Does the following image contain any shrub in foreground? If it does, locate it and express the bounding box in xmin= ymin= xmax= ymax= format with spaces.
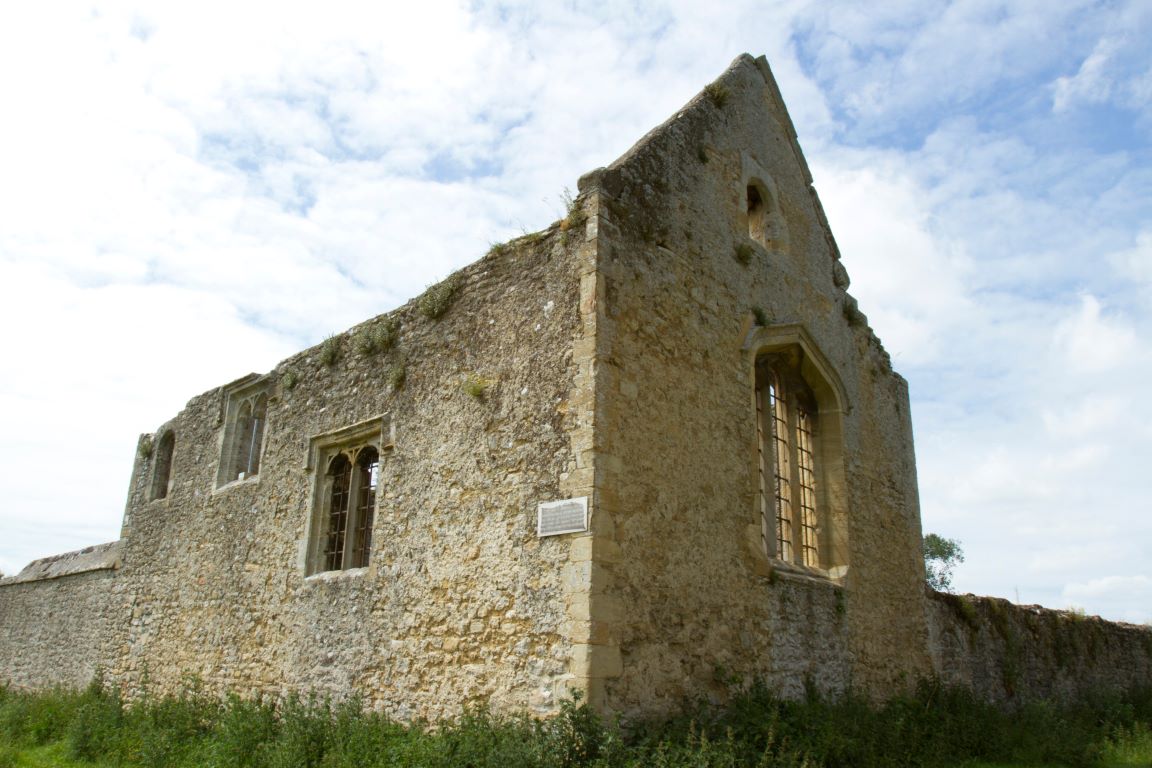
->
xmin=0 ymin=678 xmax=1150 ymax=767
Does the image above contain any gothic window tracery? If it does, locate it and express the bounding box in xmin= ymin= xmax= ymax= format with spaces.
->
xmin=322 ymin=445 xmax=379 ymax=571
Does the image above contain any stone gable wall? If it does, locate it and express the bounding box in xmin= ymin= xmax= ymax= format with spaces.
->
xmin=576 ymin=54 xmax=931 ymax=717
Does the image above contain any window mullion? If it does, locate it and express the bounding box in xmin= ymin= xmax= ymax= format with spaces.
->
xmin=756 ymin=384 xmax=774 ymax=558
xmin=784 ymin=386 xmax=805 ymax=565
xmin=346 ymin=465 xmax=361 ymax=570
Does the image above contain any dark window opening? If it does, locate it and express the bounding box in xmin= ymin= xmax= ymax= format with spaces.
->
xmin=229 ymin=393 xmax=267 ymax=482
xmin=350 ymin=447 xmax=379 ymax=568
xmin=151 ymin=431 xmax=175 ymax=501
xmin=747 ymin=184 xmax=766 ymax=242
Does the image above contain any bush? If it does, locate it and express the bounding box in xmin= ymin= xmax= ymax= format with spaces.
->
xmin=2 ymin=677 xmax=1151 ymax=767
xmin=67 ymin=677 xmax=126 ymax=761
xmin=418 ymin=274 xmax=461 ymax=320
xmin=0 ymin=684 xmax=77 ymax=747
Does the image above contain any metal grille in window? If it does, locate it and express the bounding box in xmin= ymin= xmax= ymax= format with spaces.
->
xmin=350 ymin=447 xmax=379 ymax=568
xmin=324 ymin=455 xmax=352 ymax=571
xmin=796 ymin=407 xmax=819 ymax=567
xmin=768 ymin=377 xmax=795 ymax=562
xmin=756 ymin=357 xmax=822 ymax=569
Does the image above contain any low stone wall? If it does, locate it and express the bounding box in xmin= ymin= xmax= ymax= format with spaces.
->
xmin=0 ymin=542 xmax=124 ymax=690
xmin=928 ymin=591 xmax=1152 ymax=703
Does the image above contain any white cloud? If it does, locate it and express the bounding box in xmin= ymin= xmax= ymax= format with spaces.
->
xmin=811 ymin=155 xmax=972 ymax=365
xmin=1063 ymin=576 xmax=1152 ymax=624
xmin=1051 ymin=294 xmax=1138 ymax=373
xmin=1052 ymin=37 xmax=1119 ymax=113
xmin=1111 ymin=229 xmax=1152 ymax=288
xmin=1049 ymin=2 xmax=1152 ymax=118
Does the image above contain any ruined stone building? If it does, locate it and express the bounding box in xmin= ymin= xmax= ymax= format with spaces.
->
xmin=2 ymin=54 xmax=1150 ymax=720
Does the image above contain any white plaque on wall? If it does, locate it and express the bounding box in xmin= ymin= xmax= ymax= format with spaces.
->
xmin=537 ymin=497 xmax=589 ymax=537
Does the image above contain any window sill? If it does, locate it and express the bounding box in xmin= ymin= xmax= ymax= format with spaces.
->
xmin=766 ymin=559 xmax=847 ymax=587
xmin=303 ymin=566 xmax=368 ymax=583
xmin=212 ymin=474 xmax=261 ymax=495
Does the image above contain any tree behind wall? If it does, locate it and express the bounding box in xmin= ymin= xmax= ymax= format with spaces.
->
xmin=924 ymin=534 xmax=964 ymax=592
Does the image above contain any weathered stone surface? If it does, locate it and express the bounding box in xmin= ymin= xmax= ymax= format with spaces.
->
xmin=928 ymin=592 xmax=1152 ymax=703
xmin=1 ymin=53 xmax=1149 ymax=719
xmin=1 ymin=542 xmax=120 ymax=584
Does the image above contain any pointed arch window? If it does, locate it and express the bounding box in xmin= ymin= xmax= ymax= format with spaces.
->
xmin=756 ymin=359 xmax=820 ymax=566
xmin=231 ymin=394 xmax=267 ymax=481
xmin=307 ymin=417 xmax=389 ymax=575
xmin=746 ymin=325 xmax=849 ymax=578
xmin=742 ymin=168 xmax=789 ymax=252
xmin=217 ymin=377 xmax=271 ymax=488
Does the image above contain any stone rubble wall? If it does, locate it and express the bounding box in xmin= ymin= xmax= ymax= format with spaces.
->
xmin=928 ymin=591 xmax=1152 ymax=703
xmin=0 ymin=544 xmax=126 ymax=691
xmin=0 ymin=227 xmax=597 ymax=720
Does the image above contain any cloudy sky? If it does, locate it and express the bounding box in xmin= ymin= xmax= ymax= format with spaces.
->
xmin=0 ymin=1 xmax=1148 ymax=623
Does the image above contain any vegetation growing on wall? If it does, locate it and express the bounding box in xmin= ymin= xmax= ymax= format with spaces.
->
xmin=703 ymin=82 xmax=730 ymax=108
xmin=318 ymin=335 xmax=341 ymax=367
xmin=355 ymin=318 xmax=399 ymax=357
xmin=734 ymin=243 xmax=754 ymax=265
xmin=418 ymin=274 xmax=461 ymax=320
xmin=279 ymin=370 xmax=298 ymax=391
xmin=462 ymin=374 xmax=493 ymax=400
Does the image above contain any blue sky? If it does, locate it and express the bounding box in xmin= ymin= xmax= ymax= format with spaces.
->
xmin=0 ymin=0 xmax=1149 ymax=623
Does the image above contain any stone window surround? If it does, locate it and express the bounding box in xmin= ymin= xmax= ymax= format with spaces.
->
xmin=738 ymin=152 xmax=789 ymax=253
xmin=215 ymin=375 xmax=272 ymax=490
xmin=149 ymin=429 xmax=176 ymax=502
xmin=743 ymin=323 xmax=850 ymax=582
xmin=302 ymin=415 xmax=394 ymax=577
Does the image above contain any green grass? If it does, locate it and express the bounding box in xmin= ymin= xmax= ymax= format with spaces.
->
xmin=1 ymin=679 xmax=1150 ymax=767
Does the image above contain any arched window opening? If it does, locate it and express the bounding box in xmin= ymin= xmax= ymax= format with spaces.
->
xmin=350 ymin=447 xmax=380 ymax=568
xmin=324 ymin=454 xmax=353 ymax=571
xmin=227 ymin=395 xmax=267 ymax=483
xmin=230 ymin=402 xmax=253 ymax=481
xmin=216 ymin=377 xmax=272 ymax=489
xmin=747 ymin=184 xmax=766 ymax=242
xmin=317 ymin=441 xmax=382 ymax=574
xmin=746 ymin=327 xmax=847 ymax=575
xmin=247 ymin=394 xmax=267 ymax=478
xmin=151 ymin=431 xmax=175 ymax=501
xmin=743 ymin=176 xmax=789 ymax=252
xmin=754 ymin=343 xmax=837 ymax=572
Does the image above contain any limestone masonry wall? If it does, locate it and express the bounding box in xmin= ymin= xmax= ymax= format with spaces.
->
xmin=928 ymin=592 xmax=1152 ymax=703
xmin=578 ymin=52 xmax=929 ymax=718
xmin=1 ymin=53 xmax=1149 ymax=719
xmin=0 ymin=543 xmax=124 ymax=691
